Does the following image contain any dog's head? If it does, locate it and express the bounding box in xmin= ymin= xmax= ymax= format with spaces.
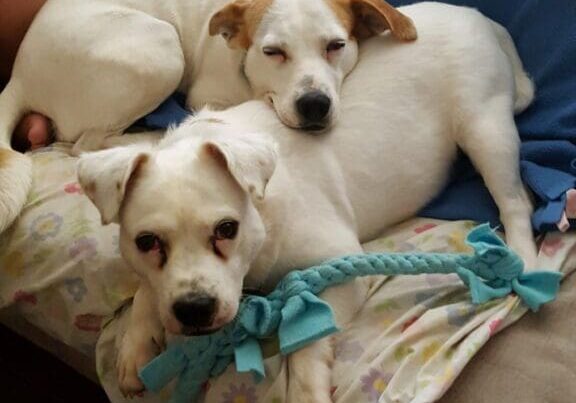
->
xmin=210 ymin=0 xmax=416 ymax=131
xmin=77 ymin=121 xmax=277 ymax=335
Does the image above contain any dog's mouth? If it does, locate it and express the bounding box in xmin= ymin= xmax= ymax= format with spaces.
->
xmin=182 ymin=326 xmax=223 ymax=337
xmin=298 ymin=123 xmax=330 ymax=135
xmin=300 ymin=123 xmax=329 ymax=133
xmin=179 ymin=289 xmax=265 ymax=336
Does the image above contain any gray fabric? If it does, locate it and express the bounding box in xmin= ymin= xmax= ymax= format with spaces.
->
xmin=441 ymin=271 xmax=576 ymax=403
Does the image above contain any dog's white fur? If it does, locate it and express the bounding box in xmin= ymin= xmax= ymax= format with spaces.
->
xmin=0 ymin=0 xmax=415 ymax=233
xmin=78 ymin=3 xmax=536 ymax=400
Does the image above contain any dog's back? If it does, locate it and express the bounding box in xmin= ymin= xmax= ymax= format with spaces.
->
xmin=204 ymin=3 xmax=535 ymax=262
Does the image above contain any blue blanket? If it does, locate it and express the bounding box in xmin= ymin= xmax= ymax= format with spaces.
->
xmin=407 ymin=0 xmax=576 ymax=232
xmin=135 ymin=0 xmax=576 ymax=233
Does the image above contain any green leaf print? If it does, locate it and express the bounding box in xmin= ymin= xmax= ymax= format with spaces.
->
xmin=69 ymin=218 xmax=93 ymax=238
xmin=374 ymin=299 xmax=401 ymax=312
xmin=394 ymin=345 xmax=415 ymax=361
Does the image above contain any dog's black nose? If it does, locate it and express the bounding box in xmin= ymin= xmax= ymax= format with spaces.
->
xmin=296 ymin=91 xmax=331 ymax=128
xmin=172 ymin=293 xmax=216 ymax=328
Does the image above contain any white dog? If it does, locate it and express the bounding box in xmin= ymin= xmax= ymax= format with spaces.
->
xmin=0 ymin=0 xmax=416 ymax=233
xmin=78 ymin=3 xmax=536 ymax=401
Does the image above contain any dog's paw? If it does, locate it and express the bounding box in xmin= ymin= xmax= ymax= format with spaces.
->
xmin=116 ymin=332 xmax=163 ymax=398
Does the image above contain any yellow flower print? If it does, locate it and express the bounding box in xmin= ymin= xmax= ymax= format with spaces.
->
xmin=447 ymin=231 xmax=471 ymax=253
xmin=2 ymin=251 xmax=25 ymax=278
xmin=421 ymin=341 xmax=441 ymax=361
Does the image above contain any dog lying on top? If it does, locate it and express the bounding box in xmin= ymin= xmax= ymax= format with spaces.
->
xmin=0 ymin=0 xmax=416 ymax=233
xmin=78 ymin=3 xmax=536 ymax=402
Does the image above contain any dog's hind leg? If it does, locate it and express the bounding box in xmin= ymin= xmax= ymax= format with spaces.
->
xmin=14 ymin=5 xmax=185 ymax=148
xmin=457 ymin=98 xmax=537 ymax=268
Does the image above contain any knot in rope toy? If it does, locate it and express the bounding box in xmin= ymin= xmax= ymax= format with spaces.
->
xmin=139 ymin=225 xmax=562 ymax=403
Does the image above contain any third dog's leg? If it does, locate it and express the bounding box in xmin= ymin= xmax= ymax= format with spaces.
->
xmin=458 ymin=99 xmax=537 ymax=267
xmin=117 ymin=282 xmax=164 ymax=397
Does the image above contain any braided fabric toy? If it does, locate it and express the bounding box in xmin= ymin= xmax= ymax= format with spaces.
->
xmin=139 ymin=225 xmax=562 ymax=403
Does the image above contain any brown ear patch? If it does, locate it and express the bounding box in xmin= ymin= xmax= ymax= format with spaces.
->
xmin=209 ymin=0 xmax=273 ymax=49
xmin=327 ymin=0 xmax=417 ymax=41
xmin=326 ymin=0 xmax=355 ymax=34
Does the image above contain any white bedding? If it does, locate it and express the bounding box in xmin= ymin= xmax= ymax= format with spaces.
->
xmin=0 ymin=143 xmax=573 ymax=403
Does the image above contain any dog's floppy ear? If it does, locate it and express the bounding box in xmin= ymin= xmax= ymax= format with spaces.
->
xmin=348 ymin=0 xmax=417 ymax=41
xmin=203 ymin=133 xmax=277 ymax=202
xmin=209 ymin=0 xmax=271 ymax=49
xmin=77 ymin=145 xmax=150 ymax=225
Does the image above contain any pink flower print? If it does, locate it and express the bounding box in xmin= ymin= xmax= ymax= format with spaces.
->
xmin=221 ymin=383 xmax=258 ymax=403
xmin=64 ymin=182 xmax=83 ymax=194
xmin=401 ymin=315 xmax=420 ymax=332
xmin=361 ymin=369 xmax=392 ymax=402
xmin=74 ymin=314 xmax=103 ymax=332
xmin=414 ymin=223 xmax=437 ymax=234
xmin=541 ymin=236 xmax=565 ymax=257
xmin=13 ymin=290 xmax=37 ymax=305
xmin=69 ymin=237 xmax=98 ymax=261
xmin=488 ymin=319 xmax=502 ymax=336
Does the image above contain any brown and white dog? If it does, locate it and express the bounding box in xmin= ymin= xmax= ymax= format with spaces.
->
xmin=78 ymin=3 xmax=536 ymax=400
xmin=0 ymin=0 xmax=416 ymax=233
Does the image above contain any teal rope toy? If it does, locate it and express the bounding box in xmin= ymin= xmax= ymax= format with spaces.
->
xmin=139 ymin=225 xmax=562 ymax=403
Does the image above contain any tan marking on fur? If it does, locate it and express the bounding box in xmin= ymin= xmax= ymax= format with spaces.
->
xmin=325 ymin=0 xmax=355 ymax=34
xmin=326 ymin=0 xmax=417 ymax=41
xmin=0 ymin=149 xmax=14 ymax=168
xmin=209 ymin=0 xmax=273 ymax=49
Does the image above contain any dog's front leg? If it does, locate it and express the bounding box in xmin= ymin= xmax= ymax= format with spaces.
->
xmin=117 ymin=282 xmax=165 ymax=398
xmin=286 ymin=278 xmax=369 ymax=403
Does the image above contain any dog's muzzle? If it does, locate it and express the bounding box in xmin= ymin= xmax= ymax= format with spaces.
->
xmin=296 ymin=90 xmax=331 ymax=131
xmin=172 ymin=292 xmax=216 ymax=330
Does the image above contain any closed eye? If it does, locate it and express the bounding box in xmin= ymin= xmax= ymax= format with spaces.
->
xmin=263 ymin=46 xmax=287 ymax=63
xmin=326 ymin=39 xmax=346 ymax=54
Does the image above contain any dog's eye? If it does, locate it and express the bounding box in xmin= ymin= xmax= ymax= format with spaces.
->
xmin=135 ymin=233 xmax=160 ymax=252
xmin=326 ymin=40 xmax=346 ymax=53
xmin=263 ymin=47 xmax=287 ymax=62
xmin=214 ymin=220 xmax=239 ymax=240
